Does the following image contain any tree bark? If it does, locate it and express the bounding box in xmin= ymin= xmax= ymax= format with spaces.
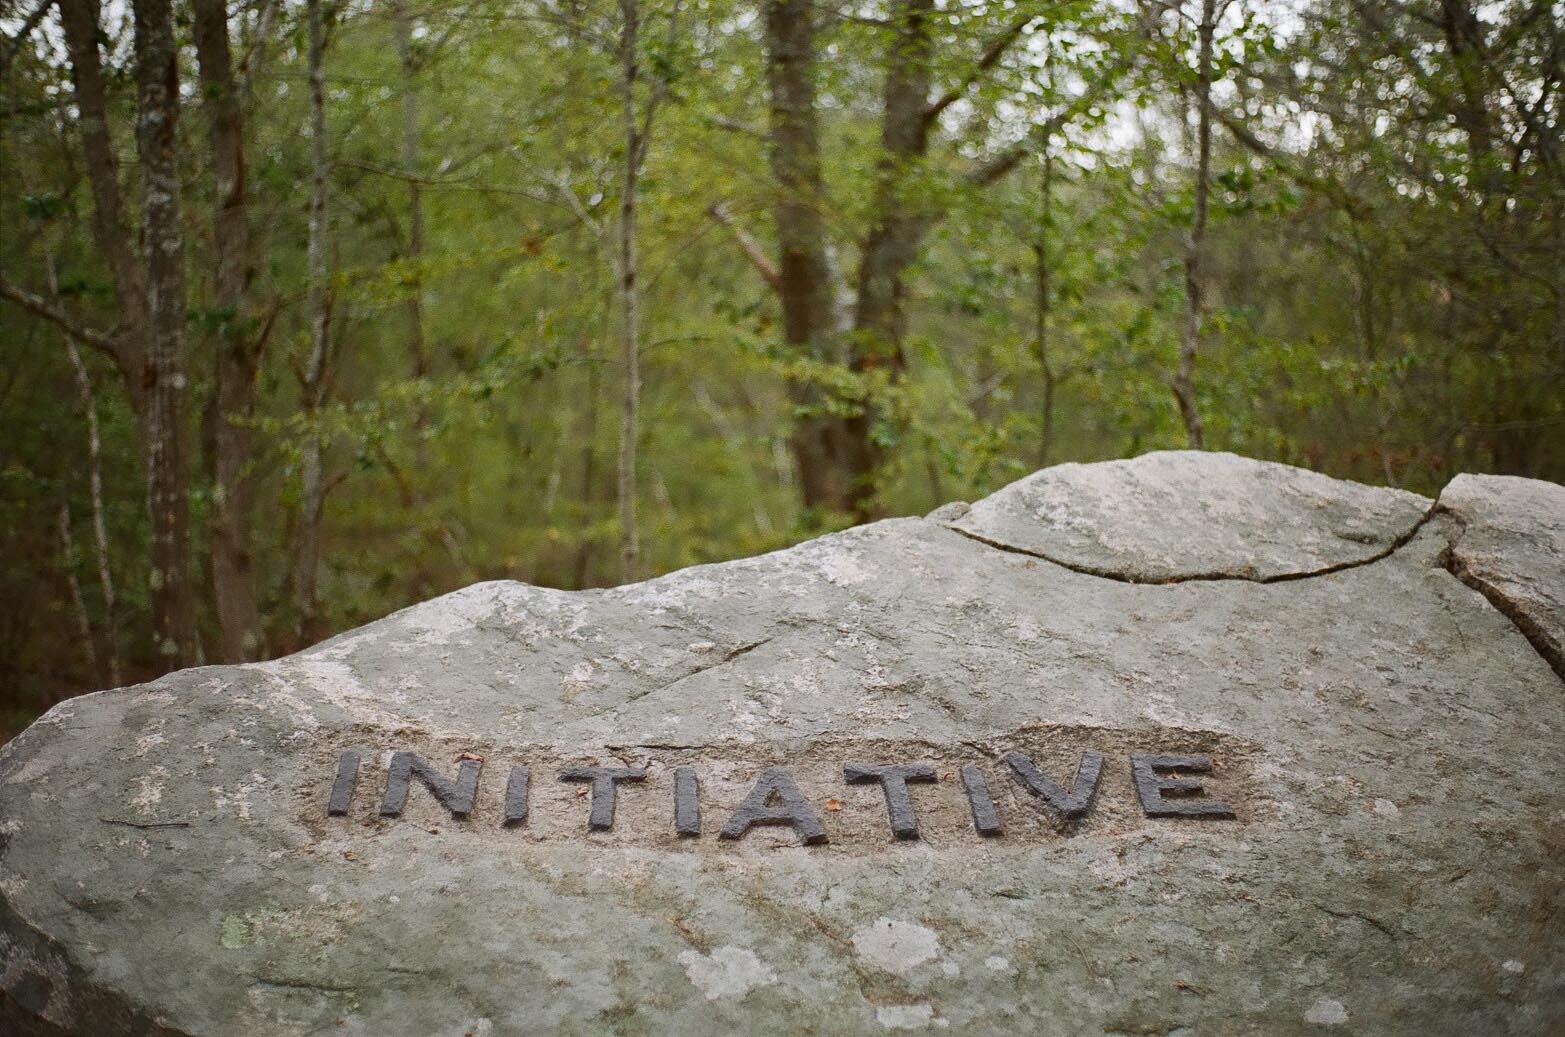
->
xmin=57 ymin=0 xmax=145 ymax=376
xmin=48 ymin=243 xmax=123 ymax=688
xmin=571 ymin=344 xmax=601 ymax=589
xmin=392 ymin=0 xmax=429 ymax=381
xmin=748 ymin=3 xmax=1095 ymax=518
xmin=193 ymin=0 xmax=265 ymax=662
xmin=761 ymin=0 xmax=848 ymax=514
xmin=1172 ymin=0 xmax=1213 ymax=449
xmin=1436 ymin=0 xmax=1496 ymax=189
xmin=843 ymin=0 xmax=934 ymax=520
xmin=616 ymin=0 xmax=643 ymax=583
xmin=295 ymin=0 xmax=332 ymax=645
xmin=1034 ymin=145 xmax=1056 ymax=465
xmin=131 ymin=0 xmax=200 ymax=665
xmin=63 ymin=338 xmax=122 ymax=686
xmin=56 ymin=501 xmax=100 ymax=690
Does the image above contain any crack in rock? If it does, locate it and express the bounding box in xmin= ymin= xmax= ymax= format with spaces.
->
xmin=947 ymin=451 xmax=1436 ymax=583
xmin=940 ymin=498 xmax=1440 ymax=587
xmin=1434 ymin=473 xmax=1565 ymax=686
xmin=608 ymin=637 xmax=774 ymax=714
xmin=1441 ymin=525 xmax=1565 ymax=685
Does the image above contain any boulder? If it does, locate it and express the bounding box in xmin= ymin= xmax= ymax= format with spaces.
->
xmin=1 ymin=452 xmax=1561 ymax=1035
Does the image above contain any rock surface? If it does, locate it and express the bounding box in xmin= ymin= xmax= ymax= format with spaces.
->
xmin=1439 ymin=473 xmax=1565 ymax=679
xmin=1 ymin=452 xmax=1562 ymax=1036
xmin=950 ymin=450 xmax=1435 ymax=581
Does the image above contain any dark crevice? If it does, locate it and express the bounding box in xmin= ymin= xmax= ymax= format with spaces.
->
xmin=1315 ymin=904 xmax=1399 ymax=941
xmin=1438 ymin=516 xmax=1565 ymax=685
xmin=937 ymin=498 xmax=1441 ymax=587
xmin=940 ymin=488 xmax=1564 ymax=686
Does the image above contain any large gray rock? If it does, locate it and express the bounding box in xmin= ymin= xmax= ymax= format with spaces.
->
xmin=2 ymin=452 xmax=1562 ymax=1036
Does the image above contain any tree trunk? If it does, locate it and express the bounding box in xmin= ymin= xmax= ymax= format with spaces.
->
xmin=56 ymin=501 xmax=100 ymax=691
xmin=56 ymin=0 xmax=202 ymax=666
xmin=393 ymin=0 xmax=428 ymax=381
xmin=1437 ymin=0 xmax=1496 ymax=191
xmin=843 ymin=0 xmax=934 ymax=520
xmin=193 ymin=0 xmax=265 ymax=662
xmin=1034 ymin=145 xmax=1056 ymax=465
xmin=751 ymin=0 xmax=1057 ymax=519
xmin=131 ymin=0 xmax=200 ymax=665
xmin=1172 ymin=0 xmax=1212 ymax=449
xmin=295 ymin=0 xmax=332 ymax=645
xmin=64 ymin=339 xmax=123 ymax=686
xmin=52 ymin=249 xmax=123 ymax=688
xmin=572 ymin=340 xmax=601 ymax=589
xmin=616 ymin=0 xmax=642 ymax=584
xmin=57 ymin=0 xmax=146 ymax=369
xmin=762 ymin=0 xmax=847 ymax=514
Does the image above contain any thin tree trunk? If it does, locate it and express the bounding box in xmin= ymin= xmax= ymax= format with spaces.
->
xmin=63 ymin=339 xmax=123 ymax=686
xmin=393 ymin=0 xmax=428 ymax=382
xmin=1437 ymin=0 xmax=1496 ymax=191
xmin=56 ymin=501 xmax=100 ymax=691
xmin=1034 ymin=144 xmax=1056 ymax=465
xmin=131 ymin=0 xmax=200 ymax=665
xmin=239 ymin=0 xmax=277 ymax=106
xmin=55 ymin=0 xmax=144 ymax=675
xmin=295 ymin=0 xmax=332 ymax=645
xmin=1553 ymin=194 xmax=1565 ymax=361
xmin=40 ymin=237 xmax=123 ymax=686
xmin=1172 ymin=0 xmax=1213 ymax=449
xmin=56 ymin=296 xmax=123 ymax=687
xmin=193 ymin=0 xmax=265 ymax=662
xmin=57 ymin=0 xmax=146 ymax=367
xmin=392 ymin=0 xmax=433 ymax=528
xmin=572 ymin=341 xmax=601 ymax=589
xmin=616 ymin=0 xmax=642 ymax=584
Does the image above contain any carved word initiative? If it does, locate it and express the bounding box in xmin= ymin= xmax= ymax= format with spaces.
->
xmin=327 ymin=751 xmax=1235 ymax=843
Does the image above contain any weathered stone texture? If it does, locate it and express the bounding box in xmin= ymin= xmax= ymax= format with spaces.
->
xmin=1 ymin=452 xmax=1561 ymax=1036
xmin=951 ymin=450 xmax=1435 ymax=581
xmin=1439 ymin=473 xmax=1565 ymax=679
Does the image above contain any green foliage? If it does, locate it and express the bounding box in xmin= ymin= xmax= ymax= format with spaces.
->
xmin=0 ymin=0 xmax=1560 ymax=718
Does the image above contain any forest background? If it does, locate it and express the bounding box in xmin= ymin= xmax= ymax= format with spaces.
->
xmin=1 ymin=0 xmax=1561 ymax=738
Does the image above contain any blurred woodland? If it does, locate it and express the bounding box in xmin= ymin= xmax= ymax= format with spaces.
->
xmin=1 ymin=0 xmax=1561 ymax=735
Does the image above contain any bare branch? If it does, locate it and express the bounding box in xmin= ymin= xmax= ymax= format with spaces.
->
xmin=0 ymin=0 xmax=55 ymax=74
xmin=1212 ymin=108 xmax=1366 ymax=217
xmin=923 ymin=14 xmax=1033 ymax=131
xmin=634 ymin=0 xmax=685 ymax=166
xmin=57 ymin=0 xmax=145 ymax=333
xmin=0 ymin=277 xmax=123 ymax=361
xmin=704 ymin=113 xmax=766 ymax=141
xmin=238 ymin=0 xmax=278 ymax=103
xmin=706 ymin=202 xmax=782 ymax=291
xmin=965 ymin=56 xmax=1129 ymax=187
xmin=550 ymin=171 xmax=605 ymax=241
